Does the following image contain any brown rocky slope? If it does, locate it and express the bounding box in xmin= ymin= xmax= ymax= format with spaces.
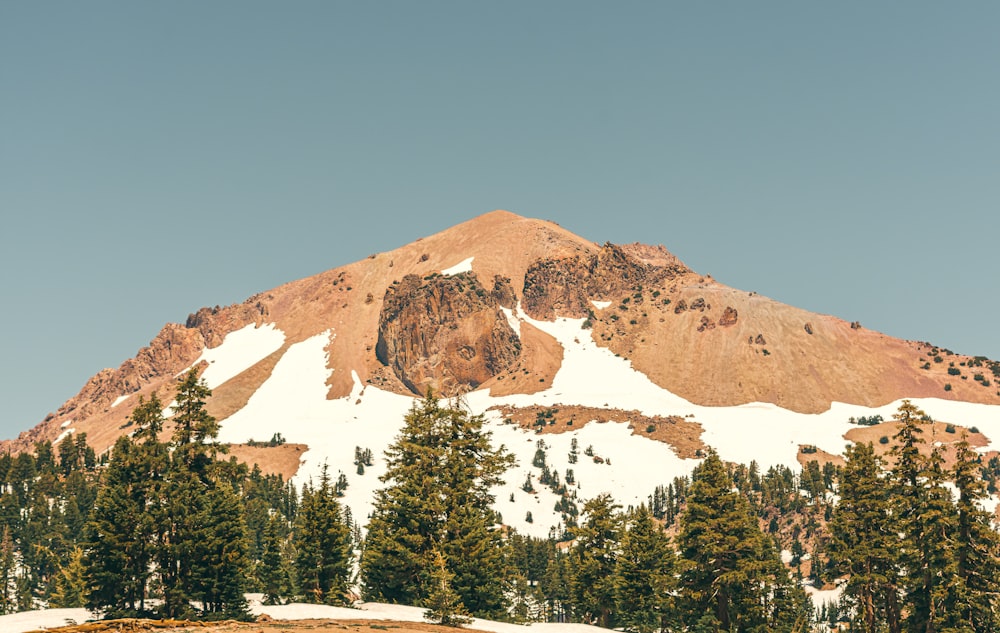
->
xmin=6 ymin=209 xmax=998 ymax=458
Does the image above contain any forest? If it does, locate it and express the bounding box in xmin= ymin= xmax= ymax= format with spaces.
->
xmin=0 ymin=372 xmax=997 ymax=633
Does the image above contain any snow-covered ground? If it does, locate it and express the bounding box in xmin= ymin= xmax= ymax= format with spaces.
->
xmin=442 ymin=257 xmax=475 ymax=276
xmin=0 ymin=600 xmax=610 ymax=633
xmin=207 ymin=307 xmax=1000 ymax=540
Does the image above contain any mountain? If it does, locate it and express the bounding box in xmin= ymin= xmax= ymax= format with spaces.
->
xmin=7 ymin=210 xmax=1000 ymax=536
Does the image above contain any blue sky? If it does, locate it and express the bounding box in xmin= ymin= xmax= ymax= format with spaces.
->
xmin=2 ymin=2 xmax=998 ymax=440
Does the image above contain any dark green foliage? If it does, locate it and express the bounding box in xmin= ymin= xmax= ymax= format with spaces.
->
xmin=614 ymin=505 xmax=677 ymax=633
xmin=361 ymin=393 xmax=513 ymax=618
xmin=294 ymin=467 xmax=353 ymax=605
xmin=678 ymin=451 xmax=809 ymax=632
xmin=569 ymin=494 xmax=622 ymax=628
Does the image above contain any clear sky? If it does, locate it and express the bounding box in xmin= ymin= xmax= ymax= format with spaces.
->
xmin=2 ymin=2 xmax=998 ymax=440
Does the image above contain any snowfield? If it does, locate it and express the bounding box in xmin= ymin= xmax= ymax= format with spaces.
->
xmin=442 ymin=257 xmax=475 ymax=276
xmin=211 ymin=308 xmax=1000 ymax=542
xmin=0 ymin=600 xmax=611 ymax=633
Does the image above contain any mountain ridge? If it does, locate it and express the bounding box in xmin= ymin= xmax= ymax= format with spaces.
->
xmin=6 ymin=210 xmax=999 ymax=462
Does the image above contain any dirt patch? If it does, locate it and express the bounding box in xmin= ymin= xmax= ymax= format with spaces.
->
xmin=489 ymin=404 xmax=706 ymax=459
xmin=844 ymin=421 xmax=989 ymax=470
xmin=31 ymin=619 xmax=495 ymax=633
xmin=225 ymin=443 xmax=309 ymax=481
xmin=482 ymin=321 xmax=563 ymax=397
xmin=795 ymin=446 xmax=846 ymax=469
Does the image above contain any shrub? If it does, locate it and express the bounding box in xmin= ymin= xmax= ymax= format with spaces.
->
xmin=971 ymin=426 xmax=980 ymax=434
xmin=934 ymin=356 xmax=944 ymax=363
xmin=944 ymin=383 xmax=953 ymax=392
xmin=646 ymin=424 xmax=656 ymax=434
xmin=945 ymin=424 xmax=957 ymax=434
xmin=948 ymin=367 xmax=961 ymax=376
xmin=801 ymin=445 xmax=818 ymax=454
xmin=879 ymin=436 xmax=889 ymax=444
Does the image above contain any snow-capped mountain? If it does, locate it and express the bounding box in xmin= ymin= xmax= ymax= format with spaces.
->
xmin=7 ymin=210 xmax=1000 ymax=538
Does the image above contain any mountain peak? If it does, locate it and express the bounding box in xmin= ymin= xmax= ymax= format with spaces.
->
xmin=6 ymin=212 xmax=999 ymax=463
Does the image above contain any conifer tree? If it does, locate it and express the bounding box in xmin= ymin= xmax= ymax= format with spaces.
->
xmin=48 ymin=547 xmax=87 ymax=608
xmin=294 ymin=467 xmax=352 ymax=605
xmin=614 ymin=504 xmax=677 ymax=633
xmin=258 ymin=512 xmax=292 ymax=605
xmin=951 ymin=436 xmax=1000 ymax=632
xmin=569 ymin=494 xmax=622 ymax=628
xmin=677 ymin=450 xmax=808 ymax=632
xmin=361 ymin=393 xmax=513 ymax=616
xmin=0 ymin=526 xmax=15 ymax=615
xmin=828 ymin=442 xmax=901 ymax=633
xmin=84 ymin=435 xmax=158 ymax=616
xmin=424 ymin=548 xmax=473 ymax=627
xmin=187 ymin=479 xmax=252 ymax=618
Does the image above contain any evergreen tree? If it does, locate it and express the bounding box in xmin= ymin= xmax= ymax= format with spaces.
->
xmin=187 ymin=479 xmax=251 ymax=618
xmin=828 ymin=442 xmax=901 ymax=633
xmin=677 ymin=450 xmax=808 ymax=632
xmin=569 ymin=494 xmax=622 ymax=628
xmin=361 ymin=393 xmax=513 ymax=616
xmin=0 ymin=526 xmax=16 ymax=615
xmin=294 ymin=468 xmax=352 ymax=605
xmin=424 ymin=548 xmax=473 ymax=627
xmin=952 ymin=436 xmax=1000 ymax=632
xmin=614 ymin=504 xmax=677 ymax=633
xmin=258 ymin=512 xmax=292 ymax=605
xmin=48 ymin=547 xmax=87 ymax=608
xmin=84 ymin=435 xmax=158 ymax=616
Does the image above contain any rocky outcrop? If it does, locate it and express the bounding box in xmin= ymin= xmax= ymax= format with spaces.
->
xmin=376 ymin=272 xmax=522 ymax=395
xmin=521 ymin=243 xmax=688 ymax=320
xmin=491 ymin=275 xmax=517 ymax=309
xmin=719 ymin=306 xmax=739 ymax=327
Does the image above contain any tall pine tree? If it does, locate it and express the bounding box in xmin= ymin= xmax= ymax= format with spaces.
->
xmin=361 ymin=393 xmax=513 ymax=617
xmin=677 ymin=450 xmax=809 ymax=632
xmin=294 ymin=467 xmax=353 ymax=605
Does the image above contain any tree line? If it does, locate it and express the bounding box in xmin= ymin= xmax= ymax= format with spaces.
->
xmin=0 ymin=377 xmax=997 ymax=632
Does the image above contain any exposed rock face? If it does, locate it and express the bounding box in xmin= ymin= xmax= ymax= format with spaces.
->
xmin=491 ymin=275 xmax=517 ymax=309
xmin=719 ymin=306 xmax=739 ymax=327
xmin=521 ymin=243 xmax=688 ymax=320
xmin=376 ymin=272 xmax=522 ymax=395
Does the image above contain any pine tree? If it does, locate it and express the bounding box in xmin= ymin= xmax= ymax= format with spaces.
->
xmin=828 ymin=442 xmax=901 ymax=633
xmin=187 ymin=479 xmax=252 ymax=618
xmin=614 ymin=504 xmax=678 ymax=633
xmin=294 ymin=468 xmax=353 ymax=605
xmin=677 ymin=450 xmax=808 ymax=632
xmin=569 ymin=494 xmax=622 ymax=628
xmin=0 ymin=527 xmax=16 ymax=615
xmin=951 ymin=436 xmax=1000 ymax=632
xmin=361 ymin=393 xmax=513 ymax=616
xmin=84 ymin=435 xmax=159 ymax=616
xmin=48 ymin=546 xmax=87 ymax=608
xmin=424 ymin=548 xmax=473 ymax=627
xmin=258 ymin=512 xmax=292 ymax=605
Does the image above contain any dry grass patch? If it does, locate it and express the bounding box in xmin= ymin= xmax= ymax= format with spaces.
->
xmin=490 ymin=404 xmax=706 ymax=459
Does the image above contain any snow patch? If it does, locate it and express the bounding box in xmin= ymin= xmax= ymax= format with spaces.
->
xmin=590 ymin=300 xmax=612 ymax=310
xmin=60 ymin=419 xmax=73 ymax=428
xmin=0 ymin=607 xmax=92 ymax=633
xmin=111 ymin=394 xmax=129 ymax=408
xmin=53 ymin=428 xmax=74 ymax=446
xmin=0 ymin=602 xmax=609 ymax=633
xmin=442 ymin=257 xmax=474 ymax=275
xmin=250 ymin=600 xmax=608 ymax=633
xmin=210 ymin=303 xmax=1000 ymax=540
xmin=192 ymin=323 xmax=286 ymax=389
